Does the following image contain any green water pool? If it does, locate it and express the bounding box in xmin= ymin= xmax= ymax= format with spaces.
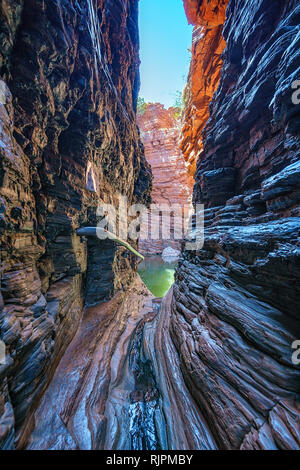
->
xmin=138 ymin=256 xmax=177 ymax=298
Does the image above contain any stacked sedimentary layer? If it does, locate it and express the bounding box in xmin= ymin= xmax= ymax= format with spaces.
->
xmin=137 ymin=104 xmax=194 ymax=254
xmin=22 ymin=279 xmax=217 ymax=451
xmin=180 ymin=0 xmax=228 ymax=176
xmin=0 ymin=0 xmax=151 ymax=450
xmin=1 ymin=0 xmax=299 ymax=453
xmin=23 ymin=278 xmax=217 ymax=451
xmin=166 ymin=0 xmax=300 ymax=449
xmin=25 ymin=277 xmax=158 ymax=450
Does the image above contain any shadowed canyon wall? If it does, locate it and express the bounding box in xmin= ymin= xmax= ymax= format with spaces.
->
xmin=137 ymin=103 xmax=194 ymax=254
xmin=166 ymin=0 xmax=300 ymax=449
xmin=0 ymin=0 xmax=299 ymax=452
xmin=0 ymin=0 xmax=151 ymax=449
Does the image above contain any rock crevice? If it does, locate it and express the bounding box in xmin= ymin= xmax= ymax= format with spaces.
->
xmin=0 ymin=0 xmax=299 ymax=452
xmin=167 ymin=0 xmax=300 ymax=449
xmin=0 ymin=0 xmax=151 ymax=449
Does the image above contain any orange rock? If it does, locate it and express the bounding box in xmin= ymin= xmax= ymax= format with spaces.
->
xmin=184 ymin=0 xmax=228 ymax=27
xmin=180 ymin=0 xmax=228 ymax=175
xmin=137 ymin=103 xmax=194 ymax=254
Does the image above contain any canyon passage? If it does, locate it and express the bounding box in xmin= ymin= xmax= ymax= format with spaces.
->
xmin=0 ymin=0 xmax=300 ymax=451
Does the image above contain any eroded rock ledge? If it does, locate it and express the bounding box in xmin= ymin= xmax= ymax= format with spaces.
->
xmin=0 ymin=0 xmax=151 ymax=449
xmin=0 ymin=0 xmax=299 ymax=452
xmin=25 ymin=278 xmax=217 ymax=450
xmin=26 ymin=277 xmax=156 ymax=450
xmin=169 ymin=0 xmax=300 ymax=449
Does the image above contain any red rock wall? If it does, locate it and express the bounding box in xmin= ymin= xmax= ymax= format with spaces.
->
xmin=137 ymin=103 xmax=194 ymax=254
xmin=0 ymin=0 xmax=151 ymax=449
xmin=180 ymin=0 xmax=228 ymax=176
xmin=0 ymin=0 xmax=299 ymax=452
xmin=163 ymin=0 xmax=300 ymax=449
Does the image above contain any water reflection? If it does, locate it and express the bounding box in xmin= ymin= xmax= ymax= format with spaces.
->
xmin=138 ymin=256 xmax=176 ymax=298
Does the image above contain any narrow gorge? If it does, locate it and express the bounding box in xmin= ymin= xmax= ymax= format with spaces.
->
xmin=0 ymin=0 xmax=299 ymax=452
xmin=137 ymin=103 xmax=194 ymax=255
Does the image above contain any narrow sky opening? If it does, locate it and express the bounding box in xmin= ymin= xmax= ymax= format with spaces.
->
xmin=139 ymin=0 xmax=192 ymax=109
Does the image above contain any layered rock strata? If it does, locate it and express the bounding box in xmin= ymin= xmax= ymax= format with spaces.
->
xmin=1 ymin=0 xmax=300 ymax=453
xmin=26 ymin=277 xmax=156 ymax=450
xmin=0 ymin=0 xmax=151 ymax=450
xmin=137 ymin=103 xmax=193 ymax=255
xmin=25 ymin=278 xmax=216 ymax=450
xmin=167 ymin=0 xmax=300 ymax=449
xmin=180 ymin=0 xmax=228 ymax=175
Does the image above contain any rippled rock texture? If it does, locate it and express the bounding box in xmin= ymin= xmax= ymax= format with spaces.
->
xmin=26 ymin=277 xmax=158 ymax=450
xmin=0 ymin=0 xmax=151 ymax=449
xmin=26 ymin=277 xmax=216 ymax=450
xmin=168 ymin=0 xmax=300 ymax=449
xmin=180 ymin=0 xmax=228 ymax=176
xmin=1 ymin=0 xmax=300 ymax=453
xmin=137 ymin=103 xmax=193 ymax=254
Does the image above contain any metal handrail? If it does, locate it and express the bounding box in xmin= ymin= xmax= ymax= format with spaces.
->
xmin=76 ymin=227 xmax=145 ymax=261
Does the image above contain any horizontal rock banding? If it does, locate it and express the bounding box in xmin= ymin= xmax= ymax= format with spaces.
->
xmin=0 ymin=0 xmax=151 ymax=449
xmin=180 ymin=0 xmax=228 ymax=176
xmin=137 ymin=103 xmax=194 ymax=254
xmin=170 ymin=0 xmax=300 ymax=449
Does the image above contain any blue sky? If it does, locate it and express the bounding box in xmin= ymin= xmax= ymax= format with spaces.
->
xmin=138 ymin=0 xmax=192 ymax=109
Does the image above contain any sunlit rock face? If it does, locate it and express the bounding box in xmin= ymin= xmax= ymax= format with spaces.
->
xmin=0 ymin=0 xmax=151 ymax=449
xmin=1 ymin=0 xmax=299 ymax=453
xmin=180 ymin=0 xmax=228 ymax=176
xmin=168 ymin=0 xmax=300 ymax=449
xmin=137 ymin=103 xmax=194 ymax=254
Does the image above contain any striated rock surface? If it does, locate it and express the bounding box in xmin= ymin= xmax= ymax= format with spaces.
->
xmin=26 ymin=277 xmax=156 ymax=450
xmin=166 ymin=0 xmax=300 ymax=449
xmin=180 ymin=0 xmax=228 ymax=176
xmin=1 ymin=0 xmax=299 ymax=453
xmin=0 ymin=0 xmax=151 ymax=450
xmin=25 ymin=278 xmax=216 ymax=450
xmin=137 ymin=103 xmax=193 ymax=254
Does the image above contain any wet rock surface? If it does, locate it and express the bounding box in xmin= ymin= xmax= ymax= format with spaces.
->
xmin=26 ymin=277 xmax=164 ymax=450
xmin=26 ymin=278 xmax=216 ymax=450
xmin=168 ymin=0 xmax=300 ymax=449
xmin=0 ymin=0 xmax=151 ymax=449
xmin=0 ymin=0 xmax=299 ymax=452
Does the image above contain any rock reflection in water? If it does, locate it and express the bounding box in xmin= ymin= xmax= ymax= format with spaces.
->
xmin=138 ymin=256 xmax=176 ymax=298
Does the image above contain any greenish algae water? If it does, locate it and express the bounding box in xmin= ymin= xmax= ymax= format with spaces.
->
xmin=138 ymin=256 xmax=177 ymax=298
